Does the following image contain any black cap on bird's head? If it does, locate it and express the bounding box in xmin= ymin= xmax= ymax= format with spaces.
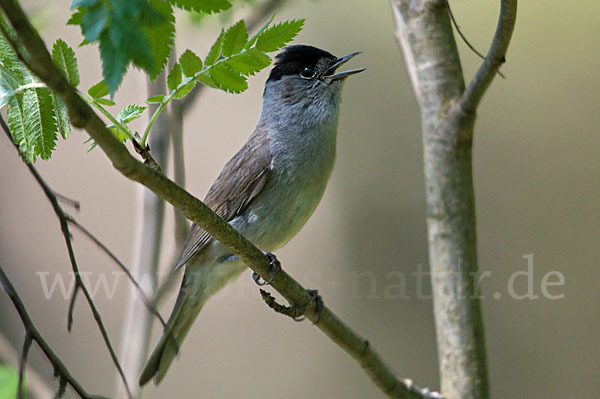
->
xmin=267 ymin=45 xmax=365 ymax=83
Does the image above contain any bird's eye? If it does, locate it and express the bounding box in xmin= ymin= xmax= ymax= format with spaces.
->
xmin=300 ymin=66 xmax=315 ymax=79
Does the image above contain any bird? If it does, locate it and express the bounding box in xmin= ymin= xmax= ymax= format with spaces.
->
xmin=139 ymin=44 xmax=364 ymax=386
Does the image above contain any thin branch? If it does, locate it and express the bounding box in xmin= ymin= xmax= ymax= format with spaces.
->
xmin=66 ymin=216 xmax=167 ymax=327
xmin=0 ymin=266 xmax=108 ymax=399
xmin=17 ymin=333 xmax=32 ymax=399
xmin=0 ymin=116 xmax=132 ymax=398
xmin=66 ymin=285 xmax=79 ymax=331
xmin=0 ymin=2 xmax=435 ymax=397
xmin=0 ymin=333 xmax=54 ymax=399
xmin=457 ymin=0 xmax=517 ymax=114
xmin=52 ymin=191 xmax=80 ymax=210
xmin=445 ymin=0 xmax=504 ymax=79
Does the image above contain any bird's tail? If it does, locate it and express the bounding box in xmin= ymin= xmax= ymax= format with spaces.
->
xmin=138 ymin=273 xmax=208 ymax=386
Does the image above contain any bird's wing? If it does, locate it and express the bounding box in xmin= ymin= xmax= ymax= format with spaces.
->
xmin=172 ymin=128 xmax=272 ymax=270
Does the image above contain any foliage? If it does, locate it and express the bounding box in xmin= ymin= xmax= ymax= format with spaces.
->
xmin=0 ymin=1 xmax=304 ymax=161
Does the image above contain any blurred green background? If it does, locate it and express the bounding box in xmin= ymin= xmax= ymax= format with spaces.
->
xmin=1 ymin=0 xmax=599 ymax=398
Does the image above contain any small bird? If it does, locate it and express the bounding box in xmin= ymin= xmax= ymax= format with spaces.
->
xmin=139 ymin=45 xmax=364 ymax=386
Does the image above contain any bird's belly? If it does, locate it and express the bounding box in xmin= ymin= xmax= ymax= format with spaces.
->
xmin=230 ymin=166 xmax=332 ymax=251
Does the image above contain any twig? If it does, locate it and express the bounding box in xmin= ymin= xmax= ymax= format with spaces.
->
xmin=67 ymin=285 xmax=79 ymax=331
xmin=0 ymin=2 xmax=435 ymax=397
xmin=445 ymin=0 xmax=505 ymax=79
xmin=0 ymin=266 xmax=108 ymax=399
xmin=457 ymin=0 xmax=517 ymax=114
xmin=53 ymin=191 xmax=81 ymax=210
xmin=17 ymin=333 xmax=32 ymax=399
xmin=66 ymin=216 xmax=167 ymax=327
xmin=0 ymin=116 xmax=132 ymax=398
xmin=0 ymin=332 xmax=54 ymax=399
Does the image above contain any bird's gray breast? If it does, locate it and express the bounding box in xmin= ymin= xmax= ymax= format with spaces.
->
xmin=231 ymin=116 xmax=338 ymax=251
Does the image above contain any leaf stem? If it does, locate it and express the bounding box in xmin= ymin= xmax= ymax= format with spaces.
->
xmin=81 ymin=92 xmax=136 ymax=143
xmin=141 ymin=46 xmax=256 ymax=146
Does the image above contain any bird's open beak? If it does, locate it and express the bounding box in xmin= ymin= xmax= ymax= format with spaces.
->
xmin=327 ymin=52 xmax=366 ymax=81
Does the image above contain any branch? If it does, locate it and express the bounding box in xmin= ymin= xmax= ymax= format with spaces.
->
xmin=0 ymin=2 xmax=435 ymax=397
xmin=66 ymin=216 xmax=166 ymax=327
xmin=17 ymin=333 xmax=32 ymax=399
xmin=0 ymin=266 xmax=108 ymax=399
xmin=457 ymin=0 xmax=517 ymax=114
xmin=0 ymin=117 xmax=132 ymax=398
xmin=0 ymin=333 xmax=54 ymax=399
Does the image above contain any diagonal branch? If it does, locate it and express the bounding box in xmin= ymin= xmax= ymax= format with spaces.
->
xmin=457 ymin=0 xmax=517 ymax=114
xmin=0 ymin=266 xmax=109 ymax=399
xmin=66 ymin=216 xmax=166 ymax=327
xmin=0 ymin=1 xmax=435 ymax=397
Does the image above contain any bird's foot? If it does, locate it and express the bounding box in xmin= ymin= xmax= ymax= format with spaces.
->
xmin=293 ymin=289 xmax=323 ymax=324
xmin=252 ymin=251 xmax=280 ymax=286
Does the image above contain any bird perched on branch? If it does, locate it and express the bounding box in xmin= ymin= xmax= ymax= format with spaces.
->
xmin=139 ymin=44 xmax=364 ymax=386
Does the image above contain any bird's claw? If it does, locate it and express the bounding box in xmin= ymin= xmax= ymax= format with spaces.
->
xmin=252 ymin=251 xmax=280 ymax=286
xmin=293 ymin=289 xmax=323 ymax=324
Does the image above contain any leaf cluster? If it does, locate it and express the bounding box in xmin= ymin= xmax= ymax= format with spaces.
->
xmin=164 ymin=17 xmax=304 ymax=97
xmin=0 ymin=1 xmax=304 ymax=161
xmin=0 ymin=35 xmax=77 ymax=161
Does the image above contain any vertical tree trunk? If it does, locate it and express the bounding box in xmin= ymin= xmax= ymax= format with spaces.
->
xmin=390 ymin=1 xmax=492 ymax=398
xmin=115 ymin=73 xmax=170 ymax=398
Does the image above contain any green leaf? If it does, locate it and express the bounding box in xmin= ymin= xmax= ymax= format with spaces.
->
xmin=99 ymin=37 xmax=127 ymax=93
xmin=71 ymin=0 xmax=99 ymax=8
xmin=72 ymin=0 xmax=175 ymax=92
xmin=146 ymin=95 xmax=165 ymax=104
xmin=222 ymin=20 xmax=248 ymax=57
xmin=51 ymin=39 xmax=80 ymax=86
xmin=79 ymin=2 xmax=108 ymax=42
xmin=167 ymin=62 xmax=182 ymax=92
xmin=195 ymin=73 xmax=219 ymax=89
xmin=117 ymin=104 xmax=146 ymax=123
xmin=255 ymin=19 xmax=304 ymax=52
xmin=179 ymin=49 xmax=203 ymax=77
xmin=205 ymin=28 xmax=225 ymax=66
xmin=209 ymin=64 xmax=247 ymax=93
xmin=7 ymin=93 xmax=31 ymax=161
xmin=94 ymin=98 xmax=115 ymax=106
xmin=0 ymin=67 xmax=23 ymax=107
xmin=23 ymin=88 xmax=58 ymax=160
xmin=87 ymin=80 xmax=109 ymax=98
xmin=225 ymin=49 xmax=271 ymax=76
xmin=172 ymin=79 xmax=196 ymax=99
xmin=246 ymin=14 xmax=274 ymax=49
xmin=144 ymin=0 xmax=175 ymax=81
xmin=0 ymin=30 xmax=31 ymax=84
xmin=52 ymin=93 xmax=71 ymax=139
xmin=164 ymin=0 xmax=231 ymax=14
xmin=67 ymin=10 xmax=84 ymax=26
